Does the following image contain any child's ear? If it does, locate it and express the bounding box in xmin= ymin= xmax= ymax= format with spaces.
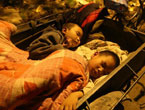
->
xmin=62 ymin=27 xmax=67 ymax=34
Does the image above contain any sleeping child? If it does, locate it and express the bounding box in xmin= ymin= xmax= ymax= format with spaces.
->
xmin=59 ymin=49 xmax=120 ymax=110
xmin=27 ymin=22 xmax=83 ymax=60
xmin=0 ymin=20 xmax=120 ymax=110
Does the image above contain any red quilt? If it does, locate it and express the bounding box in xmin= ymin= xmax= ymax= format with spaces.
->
xmin=0 ymin=20 xmax=88 ymax=110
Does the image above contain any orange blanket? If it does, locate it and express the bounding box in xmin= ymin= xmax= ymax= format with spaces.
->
xmin=0 ymin=20 xmax=88 ymax=110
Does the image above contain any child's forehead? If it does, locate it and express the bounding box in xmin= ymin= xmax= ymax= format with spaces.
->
xmin=71 ymin=24 xmax=81 ymax=29
xmin=99 ymin=53 xmax=113 ymax=57
xmin=72 ymin=25 xmax=83 ymax=34
xmin=94 ymin=54 xmax=114 ymax=60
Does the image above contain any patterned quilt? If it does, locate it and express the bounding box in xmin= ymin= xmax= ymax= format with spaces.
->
xmin=0 ymin=20 xmax=88 ymax=110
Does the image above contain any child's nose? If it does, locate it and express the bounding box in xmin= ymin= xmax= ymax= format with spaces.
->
xmin=98 ymin=67 xmax=104 ymax=73
xmin=75 ymin=37 xmax=80 ymax=42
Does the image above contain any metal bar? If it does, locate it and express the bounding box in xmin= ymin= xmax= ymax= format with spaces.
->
xmin=14 ymin=19 xmax=57 ymax=35
xmin=14 ymin=28 xmax=45 ymax=46
xmin=14 ymin=18 xmax=57 ymax=46
xmin=126 ymin=64 xmax=139 ymax=77
xmin=110 ymin=67 xmax=145 ymax=110
xmin=16 ymin=13 xmax=59 ymax=27
xmin=131 ymin=28 xmax=145 ymax=36
xmin=85 ymin=100 xmax=91 ymax=110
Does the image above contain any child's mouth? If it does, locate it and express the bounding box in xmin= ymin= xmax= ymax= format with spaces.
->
xmin=63 ymin=39 xmax=68 ymax=45
xmin=91 ymin=69 xmax=101 ymax=78
xmin=63 ymin=39 xmax=70 ymax=48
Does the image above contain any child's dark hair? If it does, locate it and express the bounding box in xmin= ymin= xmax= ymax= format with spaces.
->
xmin=62 ymin=23 xmax=79 ymax=30
xmin=99 ymin=50 xmax=120 ymax=67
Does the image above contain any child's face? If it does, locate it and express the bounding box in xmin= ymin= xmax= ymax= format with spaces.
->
xmin=62 ymin=25 xmax=83 ymax=48
xmin=88 ymin=53 xmax=116 ymax=79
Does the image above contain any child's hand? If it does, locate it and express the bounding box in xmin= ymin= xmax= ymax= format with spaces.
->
xmin=59 ymin=91 xmax=83 ymax=110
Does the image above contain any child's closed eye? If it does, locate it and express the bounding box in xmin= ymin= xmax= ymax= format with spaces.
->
xmin=76 ymin=31 xmax=81 ymax=37
xmin=101 ymin=62 xmax=106 ymax=68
